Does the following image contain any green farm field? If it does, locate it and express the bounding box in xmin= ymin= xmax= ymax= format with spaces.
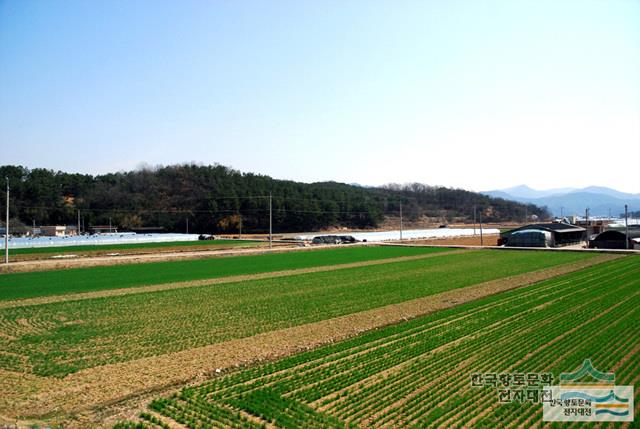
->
xmin=0 ymin=245 xmax=628 ymax=428
xmin=133 ymin=255 xmax=640 ymax=428
xmin=0 ymin=245 xmax=454 ymax=301
xmin=0 ymin=249 xmax=593 ymax=377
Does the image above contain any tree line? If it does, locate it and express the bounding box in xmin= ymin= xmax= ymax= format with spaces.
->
xmin=0 ymin=164 xmax=549 ymax=234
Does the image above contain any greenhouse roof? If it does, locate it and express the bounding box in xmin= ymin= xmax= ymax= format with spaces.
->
xmin=510 ymin=223 xmax=585 ymax=234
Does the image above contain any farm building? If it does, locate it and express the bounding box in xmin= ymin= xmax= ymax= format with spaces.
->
xmin=588 ymin=227 xmax=640 ymax=249
xmin=574 ymin=219 xmax=614 ymax=235
xmin=40 ymin=225 xmax=77 ymax=237
xmin=502 ymin=223 xmax=585 ymax=248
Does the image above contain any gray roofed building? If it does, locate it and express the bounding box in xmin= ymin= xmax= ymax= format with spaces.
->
xmin=502 ymin=223 xmax=585 ymax=248
xmin=588 ymin=227 xmax=640 ymax=250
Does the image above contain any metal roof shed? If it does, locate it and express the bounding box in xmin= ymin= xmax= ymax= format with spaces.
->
xmin=506 ymin=229 xmax=553 ymax=248
xmin=503 ymin=223 xmax=586 ymax=247
xmin=588 ymin=229 xmax=640 ymax=249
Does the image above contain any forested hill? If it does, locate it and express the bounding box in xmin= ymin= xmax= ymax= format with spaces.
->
xmin=0 ymin=164 xmax=549 ymax=233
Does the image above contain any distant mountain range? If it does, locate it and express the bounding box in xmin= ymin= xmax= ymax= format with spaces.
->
xmin=483 ymin=185 xmax=640 ymax=218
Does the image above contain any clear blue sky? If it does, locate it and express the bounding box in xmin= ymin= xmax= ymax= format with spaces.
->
xmin=1 ymin=0 xmax=639 ymax=193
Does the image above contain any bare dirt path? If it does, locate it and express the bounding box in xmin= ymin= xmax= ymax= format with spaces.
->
xmin=1 ymin=253 xmax=618 ymax=428
xmin=0 ymin=249 xmax=469 ymax=309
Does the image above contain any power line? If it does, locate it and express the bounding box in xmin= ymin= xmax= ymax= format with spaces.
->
xmin=14 ymin=206 xmax=271 ymax=215
xmin=273 ymin=208 xmax=373 ymax=215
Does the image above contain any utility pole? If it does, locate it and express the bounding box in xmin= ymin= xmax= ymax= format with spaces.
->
xmin=4 ymin=176 xmax=8 ymax=264
xmin=479 ymin=208 xmax=484 ymax=246
xmin=624 ymin=204 xmax=629 ymax=250
xmin=269 ymin=193 xmax=273 ymax=249
xmin=473 ymin=205 xmax=477 ymax=235
xmin=109 ymin=217 xmax=112 ymax=233
xmin=399 ymin=201 xmax=403 ymax=241
xmin=33 ymin=219 xmax=36 ymax=236
xmin=239 ymin=215 xmax=242 ymax=239
xmin=585 ymin=208 xmax=589 ymax=244
xmin=77 ymin=210 xmax=81 ymax=235
xmin=560 ymin=206 xmax=564 ymax=219
xmin=186 ymin=217 xmax=189 ymax=235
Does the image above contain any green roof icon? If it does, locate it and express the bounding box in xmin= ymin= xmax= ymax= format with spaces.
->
xmin=560 ymin=359 xmax=615 ymax=383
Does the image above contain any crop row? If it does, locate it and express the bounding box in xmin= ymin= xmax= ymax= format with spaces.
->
xmin=0 ymin=249 xmax=588 ymax=377
xmin=0 ymin=245 xmax=451 ymax=301
xmin=136 ymin=255 xmax=639 ymax=428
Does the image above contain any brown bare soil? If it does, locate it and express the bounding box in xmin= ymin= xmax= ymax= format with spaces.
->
xmin=0 ymin=253 xmax=618 ymax=428
xmin=0 ymin=249 xmax=469 ymax=309
xmin=400 ymin=234 xmax=501 ymax=246
xmin=379 ymin=216 xmax=520 ymax=231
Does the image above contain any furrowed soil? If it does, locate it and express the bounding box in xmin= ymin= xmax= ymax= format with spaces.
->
xmin=399 ymin=234 xmax=501 ymax=246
